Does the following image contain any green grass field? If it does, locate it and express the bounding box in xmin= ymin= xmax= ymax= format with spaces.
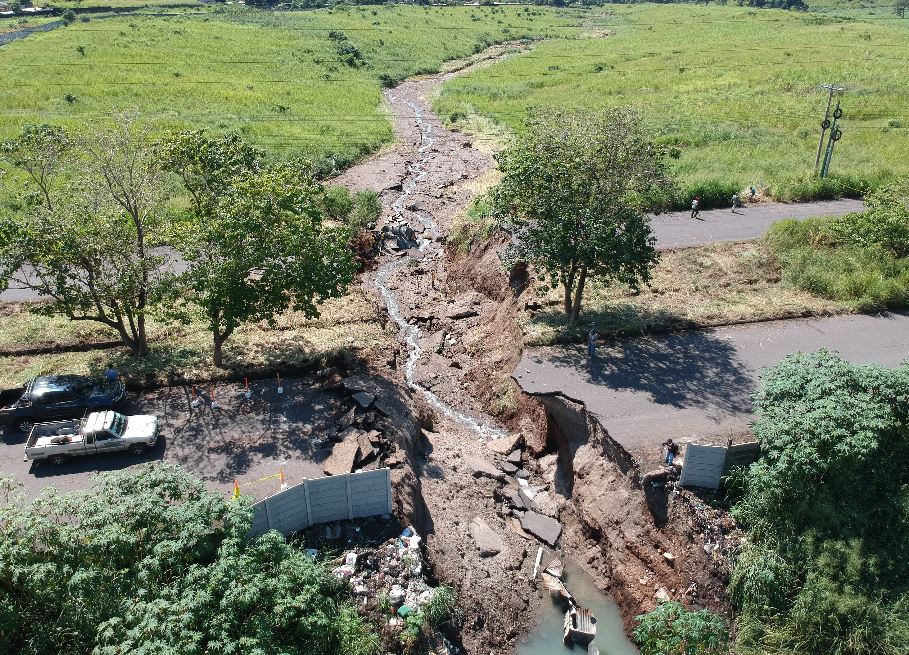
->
xmin=435 ymin=4 xmax=909 ymax=200
xmin=0 ymin=5 xmax=585 ymax=170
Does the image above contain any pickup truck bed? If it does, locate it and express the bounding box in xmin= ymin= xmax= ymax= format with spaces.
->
xmin=26 ymin=420 xmax=83 ymax=449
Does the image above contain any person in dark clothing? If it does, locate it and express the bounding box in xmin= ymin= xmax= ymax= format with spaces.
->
xmin=662 ymin=439 xmax=680 ymax=465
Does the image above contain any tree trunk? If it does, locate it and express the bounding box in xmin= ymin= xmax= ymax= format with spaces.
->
xmin=569 ymin=265 xmax=588 ymax=326
xmin=213 ymin=335 xmax=225 ymax=369
xmin=562 ymin=264 xmax=577 ymax=315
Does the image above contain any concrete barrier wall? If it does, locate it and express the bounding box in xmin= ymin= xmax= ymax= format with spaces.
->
xmin=249 ymin=468 xmax=391 ymax=537
xmin=680 ymin=441 xmax=760 ymax=490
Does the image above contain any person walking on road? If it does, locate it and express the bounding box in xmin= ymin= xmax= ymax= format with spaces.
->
xmin=690 ymin=196 xmax=701 ymax=219
xmin=662 ymin=438 xmax=680 ymax=466
xmin=731 ymin=193 xmax=741 ymax=214
xmin=587 ymin=326 xmax=598 ymax=359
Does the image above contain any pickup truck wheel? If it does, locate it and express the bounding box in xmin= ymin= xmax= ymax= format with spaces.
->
xmin=48 ymin=454 xmax=68 ymax=466
xmin=129 ymin=443 xmax=147 ymax=456
xmin=15 ymin=419 xmax=34 ymax=434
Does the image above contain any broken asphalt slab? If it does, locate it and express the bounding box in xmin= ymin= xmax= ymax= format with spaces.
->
xmin=471 ymin=517 xmax=505 ymax=557
xmin=519 ymin=511 xmax=562 ymax=547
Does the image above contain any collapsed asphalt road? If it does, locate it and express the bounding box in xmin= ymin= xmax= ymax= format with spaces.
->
xmin=514 ymin=312 xmax=909 ymax=455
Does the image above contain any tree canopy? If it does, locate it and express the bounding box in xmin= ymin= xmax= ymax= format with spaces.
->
xmin=160 ymin=131 xmax=357 ymax=367
xmin=729 ymin=350 xmax=909 ymax=655
xmin=494 ymin=108 xmax=672 ymax=324
xmin=0 ymin=462 xmax=377 ymax=655
xmin=0 ymin=116 xmax=171 ymax=356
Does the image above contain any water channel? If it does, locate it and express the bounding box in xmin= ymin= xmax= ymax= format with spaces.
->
xmin=518 ymin=561 xmax=640 ymax=655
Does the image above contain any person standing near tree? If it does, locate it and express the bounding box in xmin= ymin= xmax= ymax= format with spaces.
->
xmin=749 ymin=185 xmax=757 ymax=203
xmin=588 ymin=326 xmax=599 ymax=358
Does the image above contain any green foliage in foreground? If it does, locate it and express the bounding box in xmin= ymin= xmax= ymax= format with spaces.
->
xmin=766 ymin=177 xmax=909 ymax=310
xmin=435 ymin=4 xmax=909 ymax=202
xmin=634 ymin=601 xmax=728 ymax=655
xmin=0 ymin=462 xmax=377 ymax=655
xmin=730 ymin=351 xmax=909 ymax=655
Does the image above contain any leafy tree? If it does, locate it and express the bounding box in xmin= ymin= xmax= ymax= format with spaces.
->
xmin=160 ymin=131 xmax=357 ymax=367
xmin=0 ymin=116 xmax=171 ymax=356
xmin=633 ymin=602 xmax=728 ymax=655
xmin=494 ymin=109 xmax=672 ymax=324
xmin=730 ymin=351 xmax=909 ymax=655
xmin=0 ymin=123 xmax=71 ymax=211
xmin=0 ymin=462 xmax=378 ymax=655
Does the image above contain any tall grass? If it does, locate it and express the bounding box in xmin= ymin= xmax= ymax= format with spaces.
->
xmin=766 ymin=179 xmax=909 ymax=310
xmin=0 ymin=5 xmax=584 ymax=170
xmin=435 ymin=4 xmax=909 ymax=201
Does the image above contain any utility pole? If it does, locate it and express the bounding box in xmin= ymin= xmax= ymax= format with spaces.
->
xmin=814 ymin=83 xmax=844 ymax=175
xmin=821 ymin=102 xmax=843 ymax=178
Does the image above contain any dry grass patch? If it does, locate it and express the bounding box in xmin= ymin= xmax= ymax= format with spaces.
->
xmin=523 ymin=241 xmax=849 ymax=346
xmin=0 ymin=288 xmax=387 ymax=388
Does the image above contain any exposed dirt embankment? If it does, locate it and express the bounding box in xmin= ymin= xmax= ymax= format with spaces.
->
xmin=533 ymin=393 xmax=732 ymax=628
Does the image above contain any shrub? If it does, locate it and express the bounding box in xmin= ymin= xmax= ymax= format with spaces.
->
xmin=423 ymin=586 xmax=455 ymax=628
xmin=633 ymin=601 xmax=728 ymax=655
xmin=676 ymin=179 xmax=742 ymax=210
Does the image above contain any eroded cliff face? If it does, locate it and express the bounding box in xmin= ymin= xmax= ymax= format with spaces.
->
xmin=534 ymin=394 xmax=731 ymax=631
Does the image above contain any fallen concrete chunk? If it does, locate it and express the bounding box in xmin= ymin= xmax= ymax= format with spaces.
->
xmin=509 ymin=489 xmax=527 ymax=510
xmin=507 ymin=449 xmax=523 ymax=465
xmin=487 ymin=434 xmax=522 ymax=455
xmin=465 ymin=456 xmax=506 ymax=482
xmin=520 ymin=511 xmax=562 ymax=547
xmin=357 ymin=434 xmax=378 ymax=465
xmin=352 ymin=391 xmax=376 ymax=409
xmin=471 ymin=517 xmax=505 ymax=557
xmin=655 ymin=587 xmax=671 ymax=602
xmin=499 ymin=461 xmax=519 ymax=475
xmin=323 ymin=440 xmax=361 ymax=476
xmin=518 ymin=489 xmax=536 ymax=511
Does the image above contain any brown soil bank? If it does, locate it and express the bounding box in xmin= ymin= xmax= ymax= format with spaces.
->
xmin=445 ymin=233 xmax=735 ymax=637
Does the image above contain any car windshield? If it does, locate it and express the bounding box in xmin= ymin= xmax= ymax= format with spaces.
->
xmin=108 ymin=413 xmax=126 ymax=437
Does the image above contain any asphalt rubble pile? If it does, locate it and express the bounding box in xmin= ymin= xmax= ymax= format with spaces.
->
xmin=319 ymin=372 xmax=407 ymax=476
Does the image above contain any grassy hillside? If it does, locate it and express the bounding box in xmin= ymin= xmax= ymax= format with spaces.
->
xmin=0 ymin=5 xmax=585 ymax=169
xmin=435 ymin=4 xmax=909 ymax=200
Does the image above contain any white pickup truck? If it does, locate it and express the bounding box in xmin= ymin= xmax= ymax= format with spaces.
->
xmin=24 ymin=410 xmax=159 ymax=466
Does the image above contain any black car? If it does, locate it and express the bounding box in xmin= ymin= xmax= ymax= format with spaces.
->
xmin=0 ymin=374 xmax=127 ymax=433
